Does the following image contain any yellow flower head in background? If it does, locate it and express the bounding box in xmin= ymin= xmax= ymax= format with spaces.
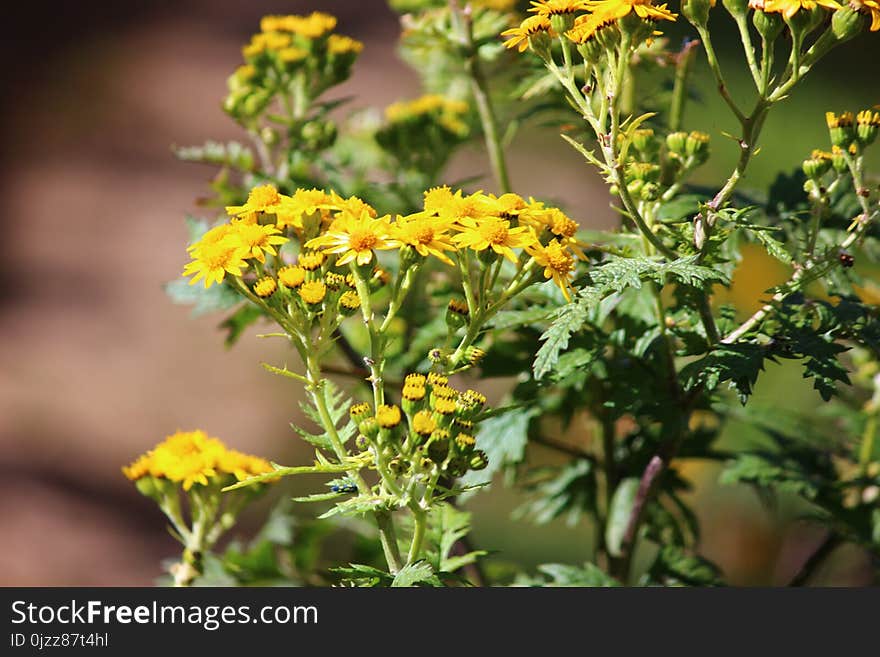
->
xmin=501 ymin=15 xmax=554 ymax=51
xmin=122 ymin=430 xmax=273 ymax=490
xmin=306 ymin=209 xmax=399 ymax=266
xmin=276 ymin=188 xmax=332 ymax=230
xmin=328 ymin=34 xmax=364 ymax=54
xmin=226 ymin=184 xmax=287 ymax=217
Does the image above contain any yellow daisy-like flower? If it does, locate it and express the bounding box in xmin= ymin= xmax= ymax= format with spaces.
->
xmin=480 ymin=193 xmax=528 ymax=218
xmin=527 ymin=239 xmax=577 ymax=301
xmin=529 ymin=0 xmax=593 ymax=15
xmin=501 ymin=15 xmax=554 ymax=51
xmin=182 ymin=241 xmax=248 ymax=288
xmin=299 ymin=281 xmax=327 ymax=305
xmin=228 ymin=223 xmax=289 ymax=263
xmin=305 ymin=209 xmax=399 ymax=266
xmin=858 ymin=0 xmax=880 ymax=31
xmin=187 ymin=223 xmax=233 ymax=255
xmin=762 ymin=0 xmax=840 ymax=16
xmin=453 ymin=216 xmax=537 ymax=263
xmin=423 ymin=187 xmax=488 ymax=222
xmin=326 ymin=192 xmax=378 ymax=221
xmin=565 ymin=11 xmax=617 ymax=42
xmin=339 ymin=290 xmax=361 ymax=311
xmin=298 ymin=251 xmax=326 ymax=271
xmin=276 ymin=188 xmax=332 ymax=230
xmin=520 ymin=202 xmax=587 ymax=259
xmin=288 ymin=12 xmax=338 ymax=39
xmin=588 ymin=0 xmax=678 ymax=22
xmin=393 ymin=212 xmax=458 ymax=265
xmin=226 ymin=184 xmax=288 ymax=217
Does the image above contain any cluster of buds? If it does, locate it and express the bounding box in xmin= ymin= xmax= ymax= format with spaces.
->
xmin=614 ymin=129 xmax=710 ymax=201
xmin=350 ymin=374 xmax=490 ymax=490
xmin=375 ymin=95 xmax=471 ymax=174
xmin=224 ymin=12 xmax=363 ymax=150
xmin=826 ymin=110 xmax=880 ymax=150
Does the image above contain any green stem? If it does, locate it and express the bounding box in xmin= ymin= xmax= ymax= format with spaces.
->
xmin=696 ymin=26 xmax=746 ymax=123
xmin=450 ymin=0 xmax=511 ymax=193
xmin=407 ymin=508 xmax=428 ymax=566
xmin=734 ymin=14 xmax=762 ymax=90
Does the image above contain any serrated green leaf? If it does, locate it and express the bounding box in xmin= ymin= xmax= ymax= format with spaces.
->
xmin=536 ymin=562 xmax=619 ymax=587
xmin=391 ymin=561 xmax=438 ymax=587
xmin=220 ymin=305 xmax=264 ymax=347
xmin=459 ymin=407 xmax=540 ymax=491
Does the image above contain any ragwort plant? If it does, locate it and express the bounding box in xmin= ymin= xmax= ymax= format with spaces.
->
xmin=124 ymin=2 xmax=880 ymax=586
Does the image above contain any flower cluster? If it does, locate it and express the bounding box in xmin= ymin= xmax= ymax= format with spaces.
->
xmin=225 ymin=11 xmax=363 ymax=120
xmin=123 ymin=430 xmax=273 ymax=491
xmin=182 ymin=184 xmax=585 ymax=302
xmin=350 ymin=374 xmax=490 ymax=486
xmin=502 ymin=0 xmax=678 ymax=52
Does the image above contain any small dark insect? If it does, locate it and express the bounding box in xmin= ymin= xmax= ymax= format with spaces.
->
xmin=330 ymin=483 xmax=358 ymax=494
xmin=839 ymin=251 xmax=855 ymax=268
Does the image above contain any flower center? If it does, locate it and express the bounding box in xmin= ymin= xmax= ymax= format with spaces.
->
xmin=483 ymin=222 xmax=510 ymax=245
xmin=349 ymin=228 xmax=379 ymax=252
xmin=413 ymin=225 xmax=435 ymax=244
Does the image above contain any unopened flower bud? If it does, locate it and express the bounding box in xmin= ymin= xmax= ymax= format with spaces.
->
xmin=826 ymin=111 xmax=856 ymax=148
xmin=666 ymin=131 xmax=688 ymax=156
xmin=752 ymin=8 xmax=784 ymax=42
xmin=469 ymin=450 xmax=489 ymax=471
xmin=631 ymin=128 xmax=659 ymax=155
xmin=831 ymin=6 xmax=868 ymax=43
xmin=685 ymin=131 xmax=710 ymax=160
xmin=856 ymin=109 xmax=880 ymax=146
xmin=640 ymin=182 xmax=661 ymax=201
xmin=802 ymin=151 xmax=831 ymax=179
xmin=683 ymin=0 xmax=714 ymax=26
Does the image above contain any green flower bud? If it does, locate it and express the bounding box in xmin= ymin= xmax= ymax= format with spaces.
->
xmin=446 ymin=298 xmax=469 ymax=329
xmin=426 ymin=431 xmax=451 ymax=463
xmin=550 ymin=13 xmax=577 ymax=34
xmin=666 ymin=131 xmax=688 ymax=155
xmin=469 ymin=450 xmax=489 ymax=471
xmin=831 ymin=6 xmax=868 ymax=42
xmin=826 ymin=111 xmax=856 ymax=148
xmin=135 ymin=476 xmax=160 ymax=499
xmin=626 ymin=179 xmax=645 ymax=198
xmin=446 ymin=456 xmax=469 ymax=478
xmin=528 ymin=30 xmax=553 ymax=61
xmin=682 ymin=0 xmax=714 ymax=26
xmin=640 ymin=182 xmax=661 ymax=201
xmin=722 ymin=0 xmax=749 ymax=18
xmin=831 ymin=146 xmax=849 ymax=172
xmin=685 ymin=131 xmax=710 ymax=161
xmin=632 ymin=128 xmax=660 ymax=156
xmin=752 ymin=9 xmax=784 ymax=42
xmin=856 ymin=109 xmax=880 ymax=146
xmin=802 ymin=152 xmax=832 ymax=179
xmin=627 ymin=161 xmax=661 ymax=182
xmin=785 ymin=6 xmax=824 ymax=40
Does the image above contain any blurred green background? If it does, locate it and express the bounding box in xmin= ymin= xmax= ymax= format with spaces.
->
xmin=0 ymin=0 xmax=876 ymax=585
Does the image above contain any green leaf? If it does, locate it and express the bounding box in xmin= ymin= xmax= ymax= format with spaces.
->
xmin=222 ymin=459 xmax=366 ymax=492
xmin=679 ymin=343 xmax=767 ymax=402
xmin=459 ymin=407 xmax=540 ymax=491
xmin=657 ymin=194 xmax=704 ymax=223
xmin=648 ymin=545 xmax=724 ymax=586
xmin=516 ymin=460 xmax=596 ymax=526
xmin=165 ymin=278 xmax=242 ymax=316
xmin=391 ymin=561 xmax=438 ymax=587
xmin=606 ymin=478 xmax=639 ymax=558
xmin=719 ymin=453 xmax=821 ymax=499
xmin=220 ymin=305 xmax=263 ymax=347
xmin=535 ymin=562 xmax=619 ymax=587
xmin=330 ymin=563 xmax=393 ymax=587
xmin=295 ymin=380 xmax=357 ymax=450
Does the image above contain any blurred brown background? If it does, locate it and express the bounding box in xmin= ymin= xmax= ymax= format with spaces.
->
xmin=1 ymin=1 xmax=876 ymax=585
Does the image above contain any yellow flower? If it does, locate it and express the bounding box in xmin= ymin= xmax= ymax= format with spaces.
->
xmin=453 ymin=216 xmax=537 ymax=263
xmin=427 ymin=372 xmax=449 ymax=386
xmin=412 ymin=410 xmax=437 ymax=436
xmin=406 ymin=373 xmax=427 ymax=387
xmin=339 ymin=290 xmax=361 ymax=311
xmin=288 ymin=12 xmax=338 ymax=39
xmin=528 ymin=239 xmax=577 ymax=301
xmin=254 ymin=276 xmax=277 ymax=298
xmin=376 ymin=404 xmax=403 ymax=428
xmin=186 ymin=223 xmax=233 ymax=255
xmin=423 ymin=187 xmax=489 ymax=222
xmin=565 ymin=11 xmax=617 ymax=42
xmin=228 ymin=223 xmax=288 ymax=263
xmin=393 ymin=212 xmax=458 ymax=265
xmin=182 ymin=241 xmax=248 ymax=288
xmin=501 ymin=15 xmax=554 ymax=51
xmin=226 ymin=184 xmax=288 ymax=217
xmin=529 ymin=0 xmax=593 ymax=15
xmin=278 ymin=46 xmax=309 ymax=64
xmin=403 ymin=384 xmax=427 ymax=401
xmin=520 ymin=202 xmax=587 ymax=258
xmin=298 ymin=281 xmax=327 ymax=305
xmin=762 ymin=0 xmax=840 ymax=15
xmin=275 ymin=188 xmax=332 ymax=230
xmin=326 ymin=192 xmax=378 ymax=221
xmin=587 ymin=0 xmax=678 ymax=22
xmin=857 ymin=0 xmax=880 ymax=31
xmin=278 ymin=265 xmax=306 ymax=288
xmin=306 ymin=209 xmax=399 ymax=266
xmin=298 ymin=251 xmax=326 ymax=271
xmin=122 ymin=430 xmax=273 ymax=491
xmin=328 ymin=34 xmax=364 ymax=54
xmin=480 ymin=193 xmax=528 ymax=218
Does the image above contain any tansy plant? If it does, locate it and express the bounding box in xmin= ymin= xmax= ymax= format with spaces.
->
xmin=129 ymin=3 xmax=880 ymax=586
